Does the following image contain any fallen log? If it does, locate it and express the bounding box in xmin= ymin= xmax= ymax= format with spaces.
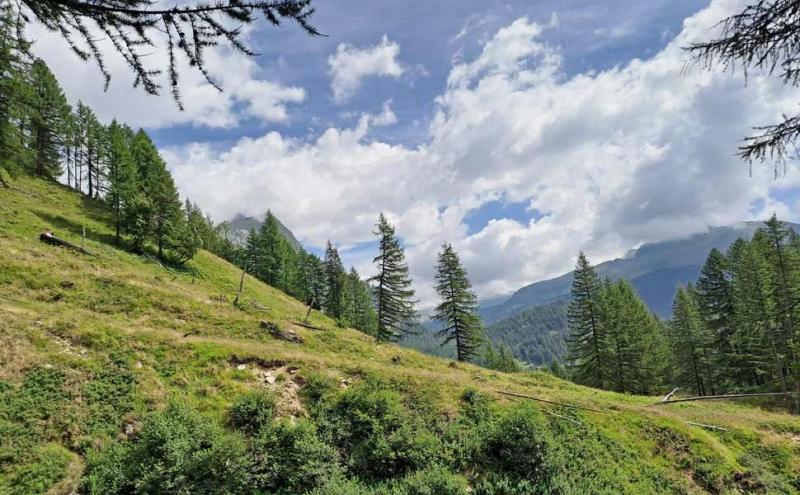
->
xmin=260 ymin=321 xmax=304 ymax=344
xmin=294 ymin=321 xmax=323 ymax=331
xmin=652 ymin=391 xmax=795 ymax=406
xmin=686 ymin=421 xmax=727 ymax=431
xmin=662 ymin=387 xmax=679 ymax=402
xmin=495 ymin=390 xmax=605 ymax=412
xmin=39 ymin=231 xmax=92 ymax=255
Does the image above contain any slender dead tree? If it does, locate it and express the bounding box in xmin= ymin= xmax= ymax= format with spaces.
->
xmin=8 ymin=0 xmax=320 ymax=107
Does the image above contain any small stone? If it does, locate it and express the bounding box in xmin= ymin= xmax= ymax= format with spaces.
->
xmin=134 ymin=361 xmax=143 ymax=369
xmin=264 ymin=373 xmax=276 ymax=385
xmin=237 ymin=364 xmax=247 ymax=371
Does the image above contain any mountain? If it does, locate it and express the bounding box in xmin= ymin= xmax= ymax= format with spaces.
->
xmin=2 ymin=177 xmax=798 ymax=493
xmin=485 ymin=299 xmax=569 ymax=366
xmin=226 ymin=213 xmax=303 ymax=251
xmin=480 ymin=222 xmax=799 ymax=325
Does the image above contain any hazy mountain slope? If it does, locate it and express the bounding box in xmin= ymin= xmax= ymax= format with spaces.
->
xmin=226 ymin=213 xmax=303 ymax=250
xmin=485 ymin=299 xmax=569 ymax=365
xmin=1 ymin=178 xmax=798 ymax=494
xmin=480 ymin=222 xmax=794 ymax=324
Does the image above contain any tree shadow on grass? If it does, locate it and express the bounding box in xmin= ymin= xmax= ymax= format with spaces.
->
xmin=33 ymin=210 xmax=125 ymax=252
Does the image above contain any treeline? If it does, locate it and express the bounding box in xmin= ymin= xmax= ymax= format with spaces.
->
xmin=566 ymin=216 xmax=800 ymax=401
xmin=0 ymin=19 xmax=215 ymax=265
xmin=669 ymin=216 xmax=799 ymax=397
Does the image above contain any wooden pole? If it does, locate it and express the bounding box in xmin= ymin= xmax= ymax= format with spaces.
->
xmin=662 ymin=387 xmax=679 ymax=402
xmin=653 ymin=391 xmax=795 ymax=406
xmin=495 ymin=390 xmax=605 ymax=413
xmin=234 ymin=264 xmax=247 ymax=307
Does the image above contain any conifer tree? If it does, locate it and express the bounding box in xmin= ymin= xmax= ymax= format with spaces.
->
xmin=566 ymin=252 xmax=608 ymax=389
xmin=301 ymin=252 xmax=326 ymax=310
xmin=369 ymin=213 xmax=417 ymax=342
xmin=432 ymin=243 xmax=484 ymax=362
xmin=106 ymin=121 xmax=137 ymax=244
xmin=259 ymin=211 xmax=285 ymax=286
xmin=670 ymin=286 xmax=715 ymax=396
xmin=695 ymin=248 xmax=734 ymax=393
xmin=323 ymin=241 xmax=346 ymax=320
xmin=27 ymin=58 xmax=69 ymax=178
xmin=244 ymin=228 xmax=261 ymax=275
xmin=347 ymin=267 xmax=377 ymax=335
xmin=0 ymin=12 xmax=27 ymax=185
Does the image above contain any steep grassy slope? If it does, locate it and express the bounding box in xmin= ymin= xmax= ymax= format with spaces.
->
xmin=1 ymin=178 xmax=799 ymax=494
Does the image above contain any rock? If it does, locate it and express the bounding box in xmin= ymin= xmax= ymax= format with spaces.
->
xmin=391 ymin=355 xmax=402 ymax=364
xmin=264 ymin=373 xmax=276 ymax=385
xmin=448 ymin=361 xmax=458 ymax=368
xmin=60 ymin=280 xmax=75 ymax=289
xmin=134 ymin=361 xmax=143 ymax=369
xmin=287 ymin=366 xmax=300 ymax=375
xmin=339 ymin=378 xmax=350 ymax=389
xmin=236 ymin=364 xmax=247 ymax=371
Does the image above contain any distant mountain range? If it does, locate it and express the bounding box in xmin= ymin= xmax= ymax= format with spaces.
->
xmin=478 ymin=220 xmax=799 ymax=365
xmin=225 ymin=213 xmax=303 ymax=251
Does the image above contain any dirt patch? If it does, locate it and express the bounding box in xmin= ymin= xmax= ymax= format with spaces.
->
xmin=228 ymin=356 xmax=306 ymax=418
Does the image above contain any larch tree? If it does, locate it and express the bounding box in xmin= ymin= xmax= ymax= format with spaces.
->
xmin=368 ymin=213 xmax=417 ymax=342
xmin=27 ymin=58 xmax=70 ymax=179
xmin=348 ymin=267 xmax=377 ymax=335
xmin=566 ymin=252 xmax=608 ymax=389
xmin=106 ymin=120 xmax=138 ymax=244
xmin=259 ymin=211 xmax=285 ymax=287
xmin=695 ymin=248 xmax=734 ymax=393
xmin=432 ymin=243 xmax=484 ymax=362
xmin=689 ymin=0 xmax=800 ymax=168
xmin=0 ymin=9 xmax=27 ymax=185
xmin=670 ymin=286 xmax=715 ymax=396
xmin=10 ymin=1 xmax=320 ymax=106
xmin=323 ymin=241 xmax=346 ymax=320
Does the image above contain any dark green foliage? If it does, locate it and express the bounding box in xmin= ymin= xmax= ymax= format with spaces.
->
xmin=483 ymin=342 xmax=522 ymax=372
xmin=669 ymin=286 xmax=714 ymax=396
xmin=324 ymin=240 xmax=346 ymax=320
xmin=347 ymin=267 xmax=379 ymax=335
xmin=83 ymin=403 xmax=250 ymax=495
xmin=485 ymin=299 xmax=568 ymax=365
xmin=228 ymin=389 xmax=276 ymax=435
xmin=433 ymin=243 xmax=485 ymax=361
xmin=249 ymin=419 xmax=343 ymax=494
xmin=695 ymin=247 xmax=734 ymax=394
xmin=314 ymin=383 xmax=445 ymax=480
xmin=478 ymin=404 xmax=556 ymax=489
xmin=388 ymin=465 xmax=469 ymax=495
xmin=27 ymin=59 xmax=69 ymax=179
xmin=369 ymin=213 xmax=417 ymax=342
xmin=566 ymin=252 xmax=609 ymax=388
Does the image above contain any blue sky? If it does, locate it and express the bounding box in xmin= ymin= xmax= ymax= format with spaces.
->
xmin=31 ymin=0 xmax=800 ymax=307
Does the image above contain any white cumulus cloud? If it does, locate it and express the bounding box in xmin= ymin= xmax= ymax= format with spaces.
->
xmin=328 ymin=35 xmax=405 ymax=103
xmin=166 ymin=0 xmax=800 ymax=308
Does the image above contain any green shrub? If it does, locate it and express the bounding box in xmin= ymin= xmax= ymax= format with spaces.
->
xmin=460 ymin=387 xmax=493 ymax=423
xmin=307 ymin=477 xmax=374 ymax=495
xmin=473 ymin=473 xmax=538 ymax=495
xmin=83 ymin=403 xmax=249 ymax=494
xmin=479 ymin=404 xmax=556 ymax=487
xmin=3 ymin=444 xmax=72 ymax=495
xmin=323 ymin=385 xmax=446 ymax=480
xmin=249 ymin=418 xmax=342 ymax=494
xmin=391 ymin=465 xmax=469 ymax=495
xmin=229 ymin=389 xmax=276 ymax=435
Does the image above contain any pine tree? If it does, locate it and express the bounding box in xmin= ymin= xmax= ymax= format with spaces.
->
xmin=728 ymin=236 xmax=780 ymax=390
xmin=27 ymin=58 xmax=69 ymax=178
xmin=323 ymin=241 xmax=346 ymax=320
xmin=759 ymin=216 xmax=800 ymax=397
xmin=244 ymin=228 xmax=261 ymax=275
xmin=106 ymin=121 xmax=138 ymax=244
xmin=0 ymin=11 xmax=27 ymax=185
xmin=301 ymin=252 xmax=325 ymax=310
xmin=695 ymin=248 xmax=734 ymax=394
xmin=432 ymin=243 xmax=484 ymax=362
xmin=566 ymin=252 xmax=608 ymax=389
xmin=347 ymin=267 xmax=377 ymax=335
xmin=259 ymin=211 xmax=285 ymax=286
xmin=368 ymin=213 xmax=417 ymax=342
xmin=670 ymin=286 xmax=715 ymax=396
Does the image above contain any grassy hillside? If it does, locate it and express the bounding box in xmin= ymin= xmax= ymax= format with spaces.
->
xmin=1 ymin=177 xmax=799 ymax=494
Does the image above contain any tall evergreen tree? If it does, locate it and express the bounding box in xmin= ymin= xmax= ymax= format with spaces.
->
xmin=695 ymin=248 xmax=735 ymax=394
xmin=347 ymin=267 xmax=377 ymax=335
xmin=670 ymin=286 xmax=715 ymax=396
xmin=259 ymin=211 xmax=285 ymax=286
xmin=323 ymin=241 xmax=346 ymax=320
xmin=106 ymin=121 xmax=137 ymax=244
xmin=27 ymin=58 xmax=69 ymax=178
xmin=0 ymin=11 xmax=27 ymax=185
xmin=369 ymin=213 xmax=417 ymax=342
xmin=566 ymin=252 xmax=608 ymax=389
xmin=432 ymin=243 xmax=484 ymax=362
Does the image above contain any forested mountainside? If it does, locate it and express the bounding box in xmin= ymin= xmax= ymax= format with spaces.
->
xmin=485 ymin=299 xmax=569 ymax=366
xmin=480 ymin=222 xmax=792 ymax=324
xmin=3 ymin=176 xmax=799 ymax=494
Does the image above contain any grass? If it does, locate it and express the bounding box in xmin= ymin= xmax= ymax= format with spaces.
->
xmin=0 ymin=176 xmax=799 ymax=494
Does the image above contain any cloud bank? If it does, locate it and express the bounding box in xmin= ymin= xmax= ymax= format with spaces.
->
xmin=328 ymin=35 xmax=405 ymax=103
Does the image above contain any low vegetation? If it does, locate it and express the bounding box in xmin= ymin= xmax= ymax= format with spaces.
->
xmin=2 ymin=176 xmax=799 ymax=493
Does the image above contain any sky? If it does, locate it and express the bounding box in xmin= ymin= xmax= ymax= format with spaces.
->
xmin=27 ymin=0 xmax=800 ymax=308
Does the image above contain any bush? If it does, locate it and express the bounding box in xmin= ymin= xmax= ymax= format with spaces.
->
xmin=473 ymin=473 xmax=538 ymax=495
xmin=323 ymin=385 xmax=446 ymax=480
xmin=83 ymin=403 xmax=249 ymax=494
xmin=229 ymin=389 xmax=276 ymax=435
xmin=479 ymin=404 xmax=556 ymax=487
xmin=3 ymin=444 xmax=72 ymax=495
xmin=249 ymin=418 xmax=342 ymax=494
xmin=391 ymin=465 xmax=469 ymax=495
